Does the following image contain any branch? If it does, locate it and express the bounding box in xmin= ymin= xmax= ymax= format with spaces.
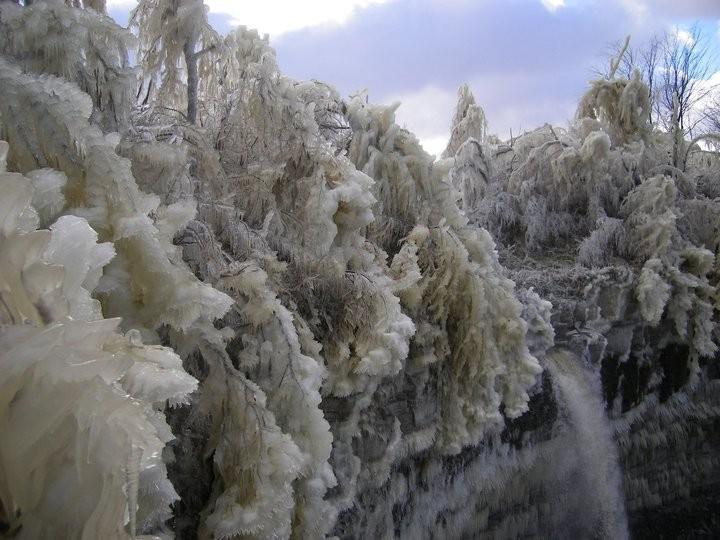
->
xmin=608 ymin=35 xmax=631 ymax=79
xmin=191 ymin=44 xmax=217 ymax=60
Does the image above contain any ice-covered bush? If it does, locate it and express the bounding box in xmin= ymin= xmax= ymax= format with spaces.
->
xmin=0 ymin=153 xmax=197 ymax=538
xmin=0 ymin=0 xmax=136 ymax=131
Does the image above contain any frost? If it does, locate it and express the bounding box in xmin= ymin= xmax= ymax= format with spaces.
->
xmin=518 ymin=287 xmax=556 ymax=358
xmin=0 ymin=170 xmax=196 ymax=537
xmin=576 ymin=69 xmax=651 ymax=145
xmin=45 ymin=215 xmax=115 ymax=321
xmin=0 ymin=57 xmax=233 ymax=334
xmin=131 ymin=0 xmax=220 ymax=123
xmin=0 ymin=0 xmax=136 ymax=131
xmin=578 ymin=217 xmax=626 ymax=267
xmin=1 ymin=6 xmax=719 ymax=539
xmin=446 ymin=63 xmax=717 ymax=372
xmin=443 ymin=84 xmax=488 ymax=158
xmin=25 ymin=169 xmax=68 ymax=227
xmin=635 ymin=258 xmax=671 ymax=325
xmin=347 ymin=96 xmax=542 ymax=453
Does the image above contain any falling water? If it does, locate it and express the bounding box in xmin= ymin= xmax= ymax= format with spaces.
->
xmin=546 ymin=349 xmax=629 ymax=539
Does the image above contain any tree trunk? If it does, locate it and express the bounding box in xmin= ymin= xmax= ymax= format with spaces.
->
xmin=184 ymin=39 xmax=198 ymax=125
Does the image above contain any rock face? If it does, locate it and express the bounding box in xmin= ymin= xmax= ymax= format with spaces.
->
xmin=0 ymin=3 xmax=719 ymax=539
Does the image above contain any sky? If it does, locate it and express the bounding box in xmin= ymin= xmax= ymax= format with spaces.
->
xmin=108 ymin=0 xmax=720 ymax=156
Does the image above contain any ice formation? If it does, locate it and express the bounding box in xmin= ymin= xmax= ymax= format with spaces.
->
xmin=0 ymin=2 xmax=719 ymax=539
xmin=0 ymin=151 xmax=197 ymax=538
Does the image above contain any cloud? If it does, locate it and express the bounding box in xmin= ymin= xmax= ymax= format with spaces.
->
xmin=382 ymin=73 xmax=580 ymax=155
xmin=106 ymin=0 xmax=717 ymax=153
xmin=615 ymin=0 xmax=720 ymax=20
xmin=615 ymin=0 xmax=649 ymax=21
xmin=273 ymin=0 xmax=636 ymax=149
xmin=206 ymin=0 xmax=394 ymax=38
xmin=541 ymin=0 xmax=566 ymax=13
xmin=674 ymin=27 xmax=696 ymax=46
xmin=108 ymin=0 xmax=395 ymax=37
xmin=687 ymin=69 xmax=720 ymax=134
xmin=385 ymin=85 xmax=458 ymax=156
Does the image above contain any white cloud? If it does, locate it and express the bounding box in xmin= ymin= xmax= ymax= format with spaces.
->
xmin=382 ymin=79 xmax=578 ymax=156
xmin=615 ymin=0 xmax=648 ymax=20
xmin=419 ymin=135 xmax=452 ymax=158
xmin=108 ymin=0 xmax=394 ymax=37
xmin=674 ymin=27 xmax=695 ymax=46
xmin=207 ymin=0 xmax=393 ymax=37
xmin=615 ymin=0 xmax=720 ymax=21
xmin=383 ymin=85 xmax=458 ymax=157
xmin=540 ymin=0 xmax=566 ymax=12
xmin=687 ymin=70 xmax=720 ymax=134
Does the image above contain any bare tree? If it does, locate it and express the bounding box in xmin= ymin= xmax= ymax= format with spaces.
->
xmin=704 ymin=97 xmax=720 ymax=135
xmin=640 ymin=34 xmax=663 ymax=125
xmin=659 ymin=25 xmax=716 ymax=137
xmin=597 ymin=26 xmax=717 ymax=135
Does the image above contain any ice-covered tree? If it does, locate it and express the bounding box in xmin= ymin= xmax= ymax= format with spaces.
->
xmin=2 ymin=3 xmax=718 ymax=538
xmin=131 ymin=0 xmax=219 ymax=124
xmin=0 ymin=0 xmax=136 ymax=130
xmin=446 ymin=54 xmax=719 ymax=416
xmin=443 ymin=84 xmax=488 ymax=158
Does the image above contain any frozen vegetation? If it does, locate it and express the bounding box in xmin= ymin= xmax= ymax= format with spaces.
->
xmin=0 ymin=1 xmax=718 ymax=538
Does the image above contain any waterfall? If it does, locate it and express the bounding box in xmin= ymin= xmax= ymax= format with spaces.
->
xmin=546 ymin=349 xmax=629 ymax=539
